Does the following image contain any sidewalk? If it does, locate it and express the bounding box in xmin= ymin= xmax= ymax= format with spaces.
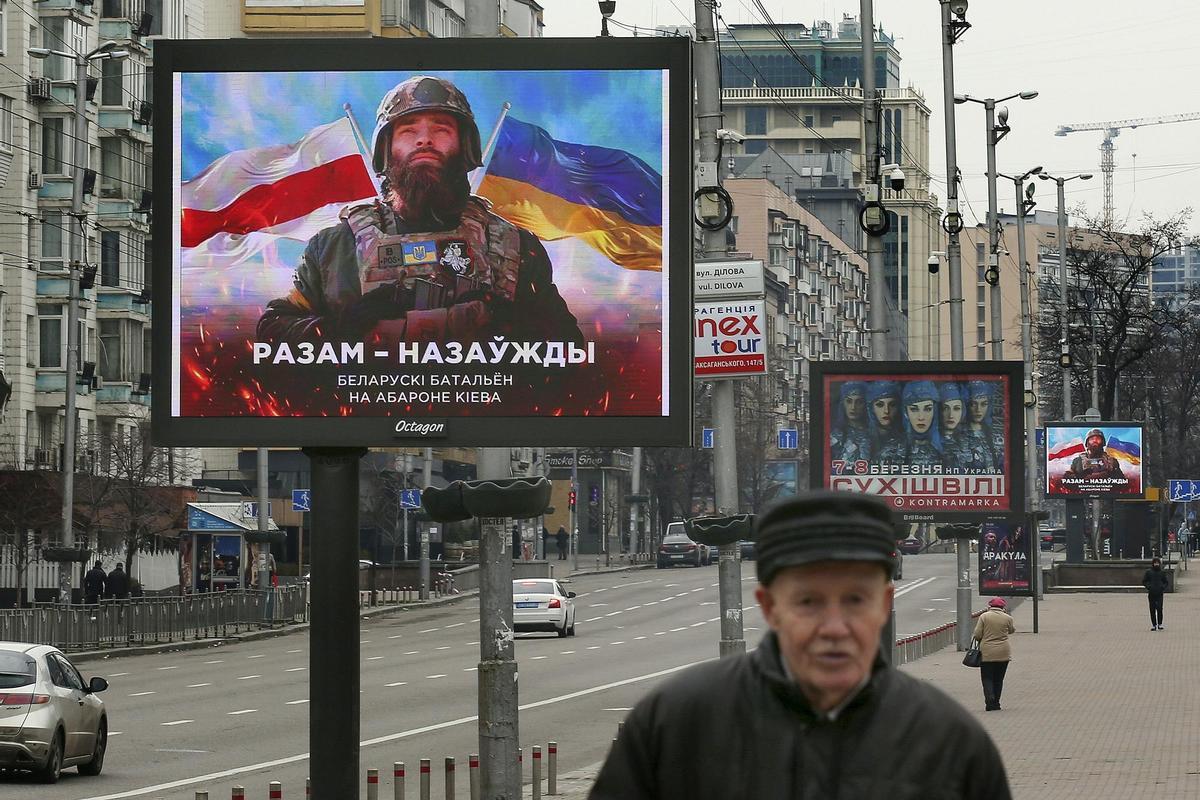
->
xmin=902 ymin=574 xmax=1200 ymax=799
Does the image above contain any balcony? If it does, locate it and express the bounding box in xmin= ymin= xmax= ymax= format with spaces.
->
xmin=243 ymin=1 xmax=379 ymax=35
xmin=97 ymin=381 xmax=150 ymax=407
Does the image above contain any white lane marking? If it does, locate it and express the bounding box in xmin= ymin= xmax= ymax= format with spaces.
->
xmin=634 ymin=636 xmax=646 ymax=640
xmin=236 ymin=675 xmax=261 ymax=681
xmin=594 ymin=588 xmax=608 ymax=593
xmin=531 ymin=656 xmax=548 ymax=660
xmin=588 ymin=603 xmax=608 ymax=608
xmin=388 ymin=634 xmax=404 ymax=639
xmin=710 ymin=583 xmax=719 ymax=588
xmin=109 ymin=732 xmax=123 ymax=736
xmin=604 ymin=612 xmax=621 ymax=617
xmin=360 ymin=640 xmax=371 ymax=645
xmin=894 ymin=576 xmax=938 ymax=597
xmin=560 ymin=651 xmax=575 ymax=655
xmin=419 ymin=628 xmax=439 ymax=634
xmin=445 ymin=622 xmax=466 ymax=629
xmin=625 ymin=605 xmax=642 ymax=611
xmin=386 ymin=682 xmax=408 ymax=687
xmin=700 ymin=601 xmax=716 ymax=606
xmin=367 ymin=656 xmax=384 ymax=661
xmin=247 ymin=654 xmax=265 ymax=659
xmin=603 ymin=707 xmax=633 ymax=712
xmin=467 ymin=641 xmax=479 ymax=646
xmin=669 ymin=627 xmax=686 ymax=632
xmin=403 ymin=651 xmax=420 ymax=655
xmin=436 ymin=646 xmax=451 ymax=651
xmin=654 ymin=632 xmax=666 ymax=636
xmin=707 ymin=617 xmax=720 ymax=623
xmin=691 ymin=588 xmax=704 ymax=593
xmin=690 ymin=622 xmax=705 ymax=628
xmin=584 ymin=618 xmax=600 ymax=623
xmin=746 ymin=626 xmax=760 ymax=631
xmin=463 ymin=667 xmax=477 ymax=672
xmin=930 ymin=598 xmax=950 ymax=602
xmin=286 ymin=699 xmax=309 ymax=705
xmin=129 ymin=691 xmax=156 ymax=697
xmin=287 ymin=649 xmax=302 ymax=654
xmin=471 ymin=618 xmax=480 ymax=623
xmin=644 ymin=601 xmax=659 ymax=606
xmin=186 ymin=683 xmax=211 ymax=689
xmin=156 ymin=666 xmax=177 ymax=671
xmin=227 ymin=709 xmax=257 ymax=716
xmin=160 ymin=719 xmax=193 ymax=727
xmin=285 ymin=667 xmax=306 ymax=673
xmin=923 ymin=608 xmax=938 ymax=612
xmin=664 ymin=583 xmax=679 ymax=587
xmin=586 ymin=646 xmax=601 ymax=650
xmin=155 ymin=748 xmax=208 ymax=754
xmin=204 ymin=660 xmax=224 ymax=665
xmin=80 ymin=659 xmax=709 ymax=800
xmin=426 ymin=674 xmax=447 ymax=679
xmin=610 ymin=641 xmax=625 ymax=646
xmin=109 ymin=672 xmax=131 ymax=677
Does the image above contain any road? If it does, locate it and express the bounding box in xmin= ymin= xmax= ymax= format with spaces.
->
xmin=5 ymin=554 xmax=1025 ymax=799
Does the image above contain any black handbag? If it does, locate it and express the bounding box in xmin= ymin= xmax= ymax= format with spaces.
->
xmin=962 ymin=639 xmax=982 ymax=668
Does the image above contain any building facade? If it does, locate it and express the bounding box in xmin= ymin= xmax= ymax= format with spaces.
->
xmin=717 ymin=15 xmax=942 ymax=360
xmin=206 ymin=0 xmax=542 ymax=39
xmin=1152 ymin=243 xmax=1200 ymax=297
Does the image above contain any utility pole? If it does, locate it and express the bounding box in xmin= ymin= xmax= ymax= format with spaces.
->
xmin=695 ymin=0 xmax=745 ymax=659
xmin=629 ymin=446 xmax=642 ymax=557
xmin=1039 ymin=171 xmax=1092 ymax=419
xmin=257 ymin=448 xmax=270 ymax=612
xmin=570 ymin=448 xmax=578 ymax=567
xmin=939 ymin=1 xmax=969 ymax=362
xmin=984 ymin=100 xmax=1003 ymax=359
xmin=421 ymin=447 xmax=433 ymax=599
xmin=861 ymin=0 xmax=888 ymax=361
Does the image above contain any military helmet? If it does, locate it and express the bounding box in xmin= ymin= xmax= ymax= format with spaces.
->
xmin=371 ymin=76 xmax=483 ymax=174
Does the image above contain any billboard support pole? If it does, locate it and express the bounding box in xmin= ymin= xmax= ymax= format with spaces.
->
xmin=421 ymin=448 xmax=433 ymax=599
xmin=695 ymin=0 xmax=745 ymax=659
xmin=1014 ymin=178 xmax=1041 ymax=631
xmin=304 ymin=447 xmax=366 ymax=800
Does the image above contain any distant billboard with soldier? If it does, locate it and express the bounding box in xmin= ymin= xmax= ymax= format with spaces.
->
xmin=1044 ymin=424 xmax=1143 ymax=496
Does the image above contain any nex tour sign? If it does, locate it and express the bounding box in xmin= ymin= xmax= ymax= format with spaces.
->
xmin=694 ymin=259 xmax=768 ymax=378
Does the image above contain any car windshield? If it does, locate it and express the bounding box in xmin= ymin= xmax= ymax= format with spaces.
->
xmin=513 ymin=580 xmax=556 ymax=596
xmin=0 ymin=651 xmax=36 ymax=690
xmin=663 ymin=534 xmax=692 ymax=543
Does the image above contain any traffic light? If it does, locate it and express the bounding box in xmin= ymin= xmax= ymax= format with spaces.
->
xmin=568 ymin=490 xmax=577 ymax=509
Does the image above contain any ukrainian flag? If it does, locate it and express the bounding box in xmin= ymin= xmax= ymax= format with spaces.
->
xmin=1107 ymin=435 xmax=1142 ymax=465
xmin=477 ymin=117 xmax=663 ymax=271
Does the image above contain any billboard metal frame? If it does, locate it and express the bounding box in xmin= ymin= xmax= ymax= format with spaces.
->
xmin=808 ymin=360 xmax=1026 ymax=522
xmin=151 ymin=37 xmax=693 ymax=447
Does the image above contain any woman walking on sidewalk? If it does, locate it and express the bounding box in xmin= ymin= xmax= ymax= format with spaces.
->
xmin=1143 ymin=557 xmax=1170 ymax=630
xmin=974 ymin=597 xmax=1015 ymax=711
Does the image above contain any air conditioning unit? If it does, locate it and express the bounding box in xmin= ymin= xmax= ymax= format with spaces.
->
xmin=90 ymin=375 xmax=104 ymax=391
xmin=28 ymin=171 xmax=42 ymax=189
xmin=27 ymin=77 xmax=52 ymax=103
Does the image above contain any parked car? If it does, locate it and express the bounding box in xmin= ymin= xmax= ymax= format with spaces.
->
xmin=0 ymin=642 xmax=109 ymax=783
xmin=898 ymin=537 xmax=923 ymax=555
xmin=658 ymin=526 xmax=706 ymax=568
xmin=1039 ymin=532 xmax=1055 ymax=551
xmin=512 ymin=579 xmax=576 ymax=638
xmin=1039 ymin=527 xmax=1067 ymax=551
xmin=739 ymin=540 xmax=755 ymax=561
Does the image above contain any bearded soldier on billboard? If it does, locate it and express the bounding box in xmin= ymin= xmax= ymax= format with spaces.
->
xmin=257 ymin=76 xmax=583 ymax=345
xmin=1063 ymin=428 xmax=1125 ymax=483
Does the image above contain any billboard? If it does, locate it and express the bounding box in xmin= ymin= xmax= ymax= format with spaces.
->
xmin=152 ymin=38 xmax=692 ymax=447
xmin=693 ymin=300 xmax=767 ymax=378
xmin=1045 ymin=424 xmax=1143 ymax=496
xmin=809 ymin=361 xmax=1024 ymax=521
xmin=977 ymin=516 xmax=1034 ymax=596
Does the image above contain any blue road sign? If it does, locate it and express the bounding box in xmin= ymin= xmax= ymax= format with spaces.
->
xmin=1169 ymin=480 xmax=1200 ymax=503
xmin=400 ymin=489 xmax=422 ymax=509
xmin=291 ymin=489 xmax=311 ymax=513
xmin=702 ymin=428 xmax=715 ymax=449
xmin=1036 ymin=428 xmax=1045 ymax=449
xmin=778 ymin=429 xmax=799 ymax=450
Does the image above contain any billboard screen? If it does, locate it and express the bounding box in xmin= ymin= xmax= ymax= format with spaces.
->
xmin=977 ymin=516 xmax=1034 ymax=596
xmin=152 ymin=38 xmax=692 ymax=447
xmin=809 ymin=361 xmax=1024 ymax=521
xmin=1045 ymin=424 xmax=1143 ymax=496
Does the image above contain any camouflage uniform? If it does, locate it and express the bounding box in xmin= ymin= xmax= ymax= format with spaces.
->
xmin=906 ymin=437 xmax=943 ymax=468
xmin=961 ymin=428 xmax=999 ymax=473
xmin=832 ymin=426 xmax=873 ymax=471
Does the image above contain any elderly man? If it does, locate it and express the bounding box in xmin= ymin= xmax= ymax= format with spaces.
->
xmin=590 ymin=490 xmax=1011 ymax=800
xmin=257 ymin=75 xmax=581 ymax=345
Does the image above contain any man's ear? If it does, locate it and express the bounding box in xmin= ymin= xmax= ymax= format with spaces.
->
xmin=755 ymin=584 xmax=775 ymax=626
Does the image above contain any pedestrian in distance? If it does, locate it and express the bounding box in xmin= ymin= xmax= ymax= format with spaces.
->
xmin=1143 ymin=556 xmax=1170 ymax=630
xmin=973 ymin=597 xmax=1016 ymax=711
xmin=590 ymin=490 xmax=1012 ymax=800
xmin=541 ymin=525 xmax=551 ymax=559
xmin=511 ymin=525 xmax=522 ymax=561
xmin=105 ymin=563 xmax=131 ymax=600
xmin=555 ymin=526 xmax=569 ymax=560
xmin=83 ymin=561 xmax=106 ymax=605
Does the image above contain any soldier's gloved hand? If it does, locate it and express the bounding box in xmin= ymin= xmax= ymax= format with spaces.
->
xmin=337 ymin=283 xmax=414 ymax=337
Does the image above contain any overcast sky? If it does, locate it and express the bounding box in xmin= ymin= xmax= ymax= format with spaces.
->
xmin=545 ymin=1 xmax=1200 ymax=232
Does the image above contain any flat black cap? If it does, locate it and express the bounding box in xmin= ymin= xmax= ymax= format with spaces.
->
xmin=754 ymin=490 xmax=898 ymax=585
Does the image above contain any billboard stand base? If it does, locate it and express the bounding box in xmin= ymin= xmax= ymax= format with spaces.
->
xmin=304 ymin=446 xmax=368 ymax=800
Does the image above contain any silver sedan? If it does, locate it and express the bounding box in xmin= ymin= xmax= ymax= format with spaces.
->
xmin=0 ymin=642 xmax=109 ymax=783
xmin=512 ymin=579 xmax=577 ymax=637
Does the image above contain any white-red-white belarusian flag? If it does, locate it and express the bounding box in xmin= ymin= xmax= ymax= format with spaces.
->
xmin=180 ymin=118 xmax=378 ymax=268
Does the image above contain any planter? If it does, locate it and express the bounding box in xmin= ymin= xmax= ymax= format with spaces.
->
xmin=686 ymin=514 xmax=754 ymax=547
xmin=41 ymin=547 xmax=92 ymax=563
xmin=461 ymin=477 xmax=552 ymax=520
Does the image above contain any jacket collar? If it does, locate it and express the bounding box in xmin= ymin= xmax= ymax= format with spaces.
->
xmin=752 ymin=630 xmax=890 ymax=721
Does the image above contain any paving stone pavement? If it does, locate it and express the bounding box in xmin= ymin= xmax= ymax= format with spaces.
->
xmin=901 ymin=571 xmax=1200 ymax=799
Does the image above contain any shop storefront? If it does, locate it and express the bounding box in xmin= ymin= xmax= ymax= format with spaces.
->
xmin=182 ymin=503 xmax=281 ymax=593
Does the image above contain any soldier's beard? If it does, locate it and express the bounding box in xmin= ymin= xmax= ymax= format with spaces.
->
xmin=388 ymin=153 xmax=470 ymax=229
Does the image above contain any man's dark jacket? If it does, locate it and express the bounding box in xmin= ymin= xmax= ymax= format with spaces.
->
xmin=1143 ymin=567 xmax=1170 ymax=594
xmin=83 ymin=567 xmax=106 ymax=598
xmin=105 ymin=567 xmax=131 ymax=599
xmin=590 ymin=632 xmax=1011 ymax=800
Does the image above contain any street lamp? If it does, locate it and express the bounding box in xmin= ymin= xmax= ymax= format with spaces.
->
xmin=1038 ymin=171 xmax=1093 ymax=420
xmin=954 ymin=90 xmax=1038 ymax=357
xmin=598 ymin=1 xmax=616 ymax=37
xmin=28 ymin=41 xmax=129 ymax=604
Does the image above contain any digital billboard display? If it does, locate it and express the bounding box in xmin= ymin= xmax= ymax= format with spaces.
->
xmin=809 ymin=361 xmax=1024 ymax=521
xmin=152 ymin=38 xmax=692 ymax=447
xmin=977 ymin=515 xmax=1034 ymax=596
xmin=1045 ymin=424 xmax=1143 ymax=496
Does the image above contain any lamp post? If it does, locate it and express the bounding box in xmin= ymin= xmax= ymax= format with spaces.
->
xmin=1038 ymin=171 xmax=1094 ymax=420
xmin=599 ymin=1 xmax=616 ymax=37
xmin=938 ymin=1 xmax=971 ymax=362
xmin=29 ymin=42 xmax=129 ymax=604
xmin=955 ymin=90 xmax=1038 ymax=359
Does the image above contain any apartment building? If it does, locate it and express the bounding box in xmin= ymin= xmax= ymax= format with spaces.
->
xmin=205 ymin=0 xmax=542 ymax=39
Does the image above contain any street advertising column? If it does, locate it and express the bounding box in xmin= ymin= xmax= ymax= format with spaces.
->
xmin=977 ymin=515 xmax=1035 ymax=597
xmin=809 ymin=361 xmax=1025 ymax=523
xmin=152 ymin=37 xmax=693 ymax=448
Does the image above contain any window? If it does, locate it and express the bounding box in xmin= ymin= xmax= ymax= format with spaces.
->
xmin=41 ymin=117 xmax=66 ymax=175
xmin=41 ymin=18 xmax=84 ymax=82
xmin=40 ymin=211 xmax=64 ymax=268
xmin=0 ymin=95 xmax=11 ymax=149
xmin=99 ymin=319 xmax=121 ymax=381
xmin=803 ymin=114 xmax=814 ymax=128
xmin=0 ymin=3 xmax=6 ymax=57
xmin=38 ymin=304 xmax=63 ymax=368
xmin=744 ymin=107 xmax=768 ymax=136
xmin=101 ymin=58 xmax=123 ymax=106
xmin=100 ymin=137 xmax=121 ymax=196
xmin=50 ymin=654 xmax=84 ymax=691
xmin=146 ymin=0 xmax=164 ymax=35
xmin=101 ymin=231 xmax=120 ymax=286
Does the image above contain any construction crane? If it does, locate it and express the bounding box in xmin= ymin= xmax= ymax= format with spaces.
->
xmin=1055 ymin=111 xmax=1200 ymax=227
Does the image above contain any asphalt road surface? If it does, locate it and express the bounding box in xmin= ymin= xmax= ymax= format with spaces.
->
xmin=4 ymin=554 xmax=1028 ymax=799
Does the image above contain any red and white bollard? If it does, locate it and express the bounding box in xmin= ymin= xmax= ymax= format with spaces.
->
xmin=532 ymin=746 xmax=542 ymax=800
xmin=444 ymin=757 xmax=455 ymax=800
xmin=269 ymin=781 xmax=282 ymax=800
xmin=419 ymin=758 xmax=431 ymax=800
xmin=468 ymin=754 xmax=480 ymax=800
xmin=394 ymin=762 xmax=405 ymax=800
xmin=367 ymin=767 xmax=379 ymax=800
xmin=548 ymin=741 xmax=558 ymax=796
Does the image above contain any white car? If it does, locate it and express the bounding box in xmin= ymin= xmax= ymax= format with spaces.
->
xmin=0 ymin=642 xmax=109 ymax=783
xmin=512 ymin=579 xmax=577 ymax=638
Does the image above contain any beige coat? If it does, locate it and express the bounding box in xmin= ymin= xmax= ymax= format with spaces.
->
xmin=973 ymin=608 xmax=1015 ymax=662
